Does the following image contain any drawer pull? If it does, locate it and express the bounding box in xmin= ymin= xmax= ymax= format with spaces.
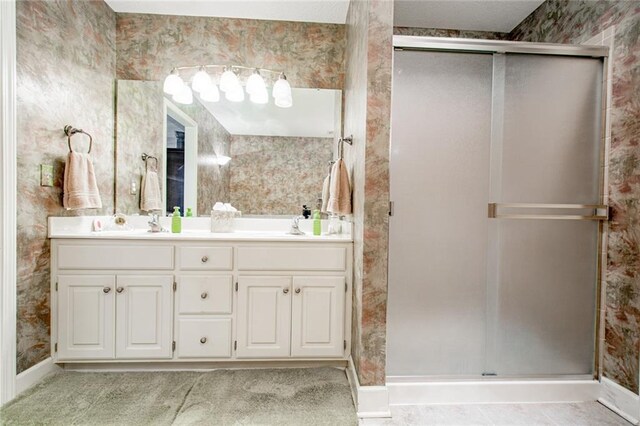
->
xmin=295 ymin=288 xmax=301 ymax=294
xmin=200 ymin=337 xmax=207 ymax=344
xmin=201 ymin=256 xmax=209 ymax=263
xmin=283 ymin=288 xmax=289 ymax=294
xmin=116 ymin=287 xmax=124 ymax=294
xmin=103 ymin=287 xmax=111 ymax=294
xmin=200 ymin=292 xmax=208 ymax=299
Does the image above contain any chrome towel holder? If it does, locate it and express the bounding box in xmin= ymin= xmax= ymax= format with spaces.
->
xmin=141 ymin=153 xmax=159 ymax=170
xmin=64 ymin=125 xmax=93 ymax=154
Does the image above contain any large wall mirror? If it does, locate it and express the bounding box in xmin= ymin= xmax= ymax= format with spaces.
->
xmin=116 ymin=80 xmax=341 ymax=216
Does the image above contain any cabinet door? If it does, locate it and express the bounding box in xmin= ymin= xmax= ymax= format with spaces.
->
xmin=291 ymin=276 xmax=345 ymax=357
xmin=57 ymin=275 xmax=115 ymax=360
xmin=115 ymin=275 xmax=173 ymax=359
xmin=236 ymin=276 xmax=291 ymax=358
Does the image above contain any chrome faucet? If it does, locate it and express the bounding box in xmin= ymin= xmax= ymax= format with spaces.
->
xmin=288 ymin=216 xmax=306 ymax=235
xmin=147 ymin=213 xmax=166 ymax=233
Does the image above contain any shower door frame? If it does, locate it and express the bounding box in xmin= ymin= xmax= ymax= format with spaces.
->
xmin=390 ymin=35 xmax=610 ymax=381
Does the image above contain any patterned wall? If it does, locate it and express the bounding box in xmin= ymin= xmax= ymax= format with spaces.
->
xmin=115 ymin=80 xmax=164 ymax=214
xmin=394 ymin=26 xmax=507 ymax=39
xmin=16 ymin=0 xmax=116 ymax=372
xmin=344 ymin=0 xmax=393 ymax=387
xmin=229 ymin=136 xmax=333 ymax=215
xmin=510 ymin=0 xmax=640 ymax=395
xmin=116 ymin=13 xmax=345 ymax=90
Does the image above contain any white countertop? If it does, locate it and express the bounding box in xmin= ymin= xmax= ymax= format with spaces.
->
xmin=48 ymin=216 xmax=353 ymax=243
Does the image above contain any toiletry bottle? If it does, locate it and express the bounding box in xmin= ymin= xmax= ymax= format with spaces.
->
xmin=313 ymin=210 xmax=321 ymax=236
xmin=171 ymin=206 xmax=182 ymax=233
xmin=186 ymin=207 xmax=193 ymax=217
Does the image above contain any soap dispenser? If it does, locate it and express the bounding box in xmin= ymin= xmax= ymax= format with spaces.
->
xmin=185 ymin=207 xmax=193 ymax=217
xmin=171 ymin=206 xmax=182 ymax=233
xmin=313 ymin=209 xmax=321 ymax=236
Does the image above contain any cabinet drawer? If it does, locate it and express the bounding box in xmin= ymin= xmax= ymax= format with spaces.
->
xmin=179 ymin=247 xmax=233 ymax=270
xmin=177 ymin=318 xmax=231 ymax=358
xmin=178 ymin=276 xmax=233 ymax=314
xmin=57 ymin=245 xmax=174 ymax=270
xmin=237 ymin=247 xmax=346 ymax=271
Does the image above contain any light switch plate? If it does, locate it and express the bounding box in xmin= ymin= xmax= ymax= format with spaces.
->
xmin=40 ymin=164 xmax=53 ymax=187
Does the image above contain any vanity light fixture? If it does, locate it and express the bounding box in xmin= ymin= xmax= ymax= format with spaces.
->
xmin=163 ymin=65 xmax=292 ymax=107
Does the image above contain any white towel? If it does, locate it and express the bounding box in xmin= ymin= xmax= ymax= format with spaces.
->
xmin=63 ymin=152 xmax=102 ymax=210
xmin=327 ymin=159 xmax=352 ymax=215
xmin=141 ymin=167 xmax=162 ymax=212
xmin=321 ymin=174 xmax=331 ymax=213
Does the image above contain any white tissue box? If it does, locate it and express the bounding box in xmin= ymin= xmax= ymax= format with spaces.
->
xmin=210 ymin=210 xmax=241 ymax=233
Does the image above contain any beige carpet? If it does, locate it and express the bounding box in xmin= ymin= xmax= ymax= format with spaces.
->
xmin=0 ymin=368 xmax=357 ymax=426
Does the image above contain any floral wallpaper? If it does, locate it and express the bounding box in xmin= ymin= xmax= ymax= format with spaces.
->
xmin=115 ymin=80 xmax=164 ymax=214
xmin=16 ymin=0 xmax=116 ymax=372
xmin=344 ymin=0 xmax=393 ymax=387
xmin=229 ymin=136 xmax=333 ymax=215
xmin=116 ymin=13 xmax=345 ymax=90
xmin=394 ymin=26 xmax=507 ymax=40
xmin=511 ymin=0 xmax=640 ymax=394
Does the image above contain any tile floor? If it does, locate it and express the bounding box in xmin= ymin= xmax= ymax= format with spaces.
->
xmin=360 ymin=402 xmax=631 ymax=425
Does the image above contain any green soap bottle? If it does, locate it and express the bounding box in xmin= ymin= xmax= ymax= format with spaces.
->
xmin=171 ymin=206 xmax=182 ymax=233
xmin=185 ymin=207 xmax=193 ymax=217
xmin=313 ymin=210 xmax=321 ymax=236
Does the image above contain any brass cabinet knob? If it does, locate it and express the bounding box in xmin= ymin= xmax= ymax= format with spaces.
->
xmin=201 ymin=256 xmax=209 ymax=263
xmin=103 ymin=287 xmax=111 ymax=294
xmin=201 ymin=292 xmax=208 ymax=299
xmin=295 ymin=288 xmax=301 ymax=294
xmin=200 ymin=337 xmax=207 ymax=344
xmin=116 ymin=287 xmax=124 ymax=293
xmin=283 ymin=288 xmax=289 ymax=294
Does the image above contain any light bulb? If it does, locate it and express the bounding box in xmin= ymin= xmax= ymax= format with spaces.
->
xmin=163 ymin=69 xmax=184 ymax=95
xmin=219 ymin=68 xmax=240 ymax=93
xmin=225 ymin=85 xmax=245 ymax=102
xmin=191 ymin=67 xmax=212 ymax=94
xmin=200 ymin=83 xmax=220 ymax=102
xmin=173 ymin=84 xmax=193 ymax=105
xmin=250 ymin=86 xmax=269 ymax=104
xmin=272 ymin=73 xmax=292 ymax=99
xmin=246 ymin=70 xmax=266 ymax=95
xmin=274 ymin=95 xmax=292 ymax=108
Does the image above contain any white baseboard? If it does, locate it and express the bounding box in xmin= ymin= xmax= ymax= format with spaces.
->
xmin=15 ymin=358 xmax=60 ymax=396
xmin=599 ymin=377 xmax=639 ymax=425
xmin=387 ymin=378 xmax=601 ymax=406
xmin=346 ymin=356 xmax=391 ymax=418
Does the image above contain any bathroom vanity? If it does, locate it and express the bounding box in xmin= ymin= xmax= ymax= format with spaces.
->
xmin=48 ymin=216 xmax=353 ymax=365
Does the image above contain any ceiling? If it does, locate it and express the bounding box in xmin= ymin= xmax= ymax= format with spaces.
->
xmin=105 ymin=0 xmax=350 ymax=24
xmin=394 ymin=0 xmax=545 ymax=33
xmin=195 ymin=88 xmax=341 ymax=138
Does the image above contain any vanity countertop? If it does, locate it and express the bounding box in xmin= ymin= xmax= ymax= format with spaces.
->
xmin=48 ymin=216 xmax=353 ymax=243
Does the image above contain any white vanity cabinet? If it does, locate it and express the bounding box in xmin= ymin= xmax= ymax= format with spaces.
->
xmin=50 ymin=235 xmax=352 ymax=365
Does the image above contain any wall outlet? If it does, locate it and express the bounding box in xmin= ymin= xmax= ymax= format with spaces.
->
xmin=40 ymin=164 xmax=53 ymax=186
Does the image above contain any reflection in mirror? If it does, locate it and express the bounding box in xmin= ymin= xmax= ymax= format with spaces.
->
xmin=116 ymin=80 xmax=341 ymax=216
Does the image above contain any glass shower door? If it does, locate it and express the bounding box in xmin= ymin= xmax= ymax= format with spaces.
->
xmin=485 ymin=54 xmax=604 ymax=377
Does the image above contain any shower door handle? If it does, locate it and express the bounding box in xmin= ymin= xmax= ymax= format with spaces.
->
xmin=488 ymin=203 xmax=608 ymax=221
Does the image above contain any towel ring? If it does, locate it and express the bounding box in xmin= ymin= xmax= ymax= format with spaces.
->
xmin=141 ymin=153 xmax=158 ymax=170
xmin=64 ymin=125 xmax=93 ymax=154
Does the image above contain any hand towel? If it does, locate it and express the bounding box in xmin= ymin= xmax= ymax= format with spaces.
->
xmin=321 ymin=174 xmax=331 ymax=213
xmin=141 ymin=167 xmax=162 ymax=212
xmin=327 ymin=158 xmax=352 ymax=215
xmin=63 ymin=152 xmax=102 ymax=210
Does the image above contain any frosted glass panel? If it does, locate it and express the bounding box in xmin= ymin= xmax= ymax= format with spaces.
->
xmin=387 ymin=50 xmax=493 ymax=376
xmin=494 ymin=220 xmax=598 ymax=375
xmin=490 ymin=54 xmax=602 ymax=376
xmin=500 ymin=54 xmax=603 ymax=204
